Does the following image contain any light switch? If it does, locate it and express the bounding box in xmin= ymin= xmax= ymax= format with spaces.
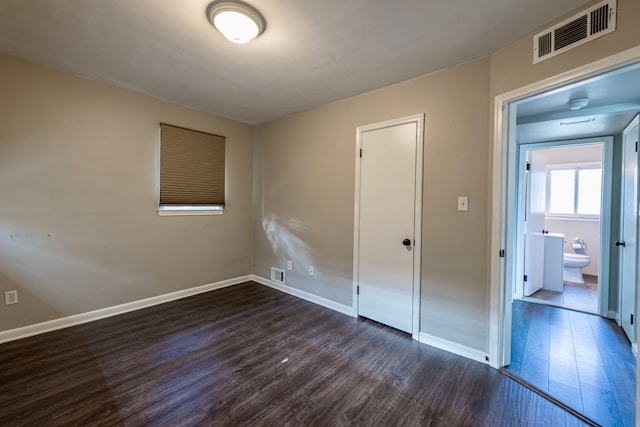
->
xmin=458 ymin=196 xmax=469 ymax=211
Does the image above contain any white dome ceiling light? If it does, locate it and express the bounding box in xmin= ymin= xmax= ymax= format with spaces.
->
xmin=567 ymin=98 xmax=590 ymax=110
xmin=207 ymin=1 xmax=266 ymax=44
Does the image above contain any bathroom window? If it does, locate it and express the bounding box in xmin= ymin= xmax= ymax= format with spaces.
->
xmin=546 ymin=163 xmax=601 ymax=219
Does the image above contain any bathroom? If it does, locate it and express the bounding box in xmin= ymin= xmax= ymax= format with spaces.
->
xmin=522 ymin=142 xmax=604 ymax=314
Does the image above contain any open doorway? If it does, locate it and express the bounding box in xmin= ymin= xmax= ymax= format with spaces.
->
xmin=491 ymin=53 xmax=640 ymax=425
xmin=517 ymin=140 xmax=611 ymax=315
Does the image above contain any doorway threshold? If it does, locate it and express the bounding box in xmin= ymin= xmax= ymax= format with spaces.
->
xmin=521 ymin=295 xmax=598 ymax=316
xmin=499 ymin=368 xmax=599 ymax=427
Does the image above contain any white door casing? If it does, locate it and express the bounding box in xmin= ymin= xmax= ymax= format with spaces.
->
xmin=523 ymin=150 xmax=548 ymax=296
xmin=353 ymin=114 xmax=424 ymax=338
xmin=620 ymin=115 xmax=639 ymax=343
xmin=489 ymin=47 xmax=640 ymax=369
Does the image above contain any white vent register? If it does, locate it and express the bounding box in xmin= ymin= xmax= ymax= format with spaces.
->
xmin=533 ymin=0 xmax=616 ymax=63
xmin=271 ymin=267 xmax=285 ymax=284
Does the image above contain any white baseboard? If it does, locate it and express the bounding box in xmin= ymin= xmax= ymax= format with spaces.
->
xmin=608 ymin=310 xmax=619 ymax=323
xmin=253 ymin=275 xmax=491 ymax=366
xmin=419 ymin=332 xmax=488 ymax=364
xmin=0 ymin=275 xmax=253 ymax=345
xmin=1 ymin=274 xmax=489 ymax=369
xmin=250 ymin=274 xmax=354 ymax=317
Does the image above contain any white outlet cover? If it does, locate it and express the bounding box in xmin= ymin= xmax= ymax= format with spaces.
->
xmin=309 ymin=266 xmax=314 ymax=276
xmin=458 ymin=196 xmax=469 ymax=211
xmin=5 ymin=290 xmax=18 ymax=305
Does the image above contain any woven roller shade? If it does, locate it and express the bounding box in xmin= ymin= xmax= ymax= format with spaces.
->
xmin=160 ymin=123 xmax=225 ymax=206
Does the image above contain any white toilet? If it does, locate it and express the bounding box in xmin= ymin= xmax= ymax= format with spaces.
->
xmin=563 ymin=237 xmax=591 ymax=284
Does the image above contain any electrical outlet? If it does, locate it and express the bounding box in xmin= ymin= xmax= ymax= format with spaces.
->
xmin=309 ymin=266 xmax=314 ymax=276
xmin=287 ymin=260 xmax=292 ymax=271
xmin=5 ymin=290 xmax=18 ymax=305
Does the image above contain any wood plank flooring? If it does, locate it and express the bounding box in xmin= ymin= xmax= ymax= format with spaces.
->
xmin=507 ymin=299 xmax=636 ymax=427
xmin=1 ymin=282 xmax=589 ymax=426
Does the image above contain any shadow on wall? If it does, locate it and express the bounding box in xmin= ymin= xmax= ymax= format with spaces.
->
xmin=262 ymin=213 xmax=312 ymax=273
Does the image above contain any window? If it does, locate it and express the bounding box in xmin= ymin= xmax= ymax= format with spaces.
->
xmin=159 ymin=123 xmax=225 ymax=215
xmin=547 ymin=163 xmax=601 ymax=218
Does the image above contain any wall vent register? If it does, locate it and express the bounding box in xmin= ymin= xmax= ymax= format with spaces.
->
xmin=533 ymin=0 xmax=616 ymax=63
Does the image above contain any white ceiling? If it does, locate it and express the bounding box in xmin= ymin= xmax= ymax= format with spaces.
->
xmin=517 ymin=63 xmax=640 ymax=143
xmin=0 ymin=0 xmax=595 ymax=125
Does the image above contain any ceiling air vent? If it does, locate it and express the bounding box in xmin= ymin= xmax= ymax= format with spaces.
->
xmin=533 ymin=0 xmax=616 ymax=64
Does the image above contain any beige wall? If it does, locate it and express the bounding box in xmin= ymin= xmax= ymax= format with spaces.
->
xmin=254 ymin=58 xmax=491 ymax=351
xmin=0 ymin=54 xmax=254 ymax=331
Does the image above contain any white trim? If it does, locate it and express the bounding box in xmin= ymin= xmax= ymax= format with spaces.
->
xmin=609 ymin=310 xmax=619 ymax=322
xmin=544 ymin=216 xmax=601 ymax=223
xmin=0 ymin=269 xmax=488 ymax=367
xmin=0 ymin=274 xmax=353 ymax=346
xmin=353 ymin=114 xmax=425 ymax=340
xmin=418 ymin=332 xmax=488 ymax=364
xmin=353 ymin=124 xmax=363 ymax=318
xmin=0 ymin=276 xmax=252 ymax=345
xmin=250 ymin=275 xmax=354 ymax=317
xmin=413 ymin=116 xmax=425 ymax=340
xmin=157 ymin=209 xmax=224 ymax=216
xmin=490 ymin=46 xmax=640 ymax=369
xmin=618 ymin=114 xmax=640 ymax=345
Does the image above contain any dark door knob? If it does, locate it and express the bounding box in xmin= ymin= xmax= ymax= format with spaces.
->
xmin=616 ymin=240 xmax=626 ymax=247
xmin=402 ymin=239 xmax=412 ymax=246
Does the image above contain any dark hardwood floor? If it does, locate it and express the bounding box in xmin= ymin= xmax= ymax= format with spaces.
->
xmin=507 ymin=299 xmax=636 ymax=427
xmin=1 ymin=282 xmax=590 ymax=426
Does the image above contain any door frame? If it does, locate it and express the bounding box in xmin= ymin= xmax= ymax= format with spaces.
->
xmin=515 ymin=138 xmax=613 ymax=311
xmin=521 ymin=149 xmax=549 ymax=298
xmin=489 ymin=46 xmax=640 ymax=369
xmin=620 ymin=114 xmax=639 ymax=350
xmin=353 ymin=113 xmax=424 ymax=339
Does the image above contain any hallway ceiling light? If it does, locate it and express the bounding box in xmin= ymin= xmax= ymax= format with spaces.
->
xmin=567 ymin=98 xmax=590 ymax=110
xmin=207 ymin=1 xmax=265 ymax=44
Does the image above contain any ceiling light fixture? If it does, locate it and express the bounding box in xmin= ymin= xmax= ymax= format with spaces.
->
xmin=567 ymin=98 xmax=590 ymax=110
xmin=207 ymin=1 xmax=265 ymax=44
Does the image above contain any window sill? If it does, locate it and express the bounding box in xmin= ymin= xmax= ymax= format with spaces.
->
xmin=545 ymin=215 xmax=599 ymax=222
xmin=157 ymin=206 xmax=224 ymax=216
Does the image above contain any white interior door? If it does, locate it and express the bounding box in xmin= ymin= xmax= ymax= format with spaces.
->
xmin=523 ymin=150 xmax=547 ymax=296
xmin=619 ymin=116 xmax=639 ymax=343
xmin=356 ymin=119 xmax=420 ymax=334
